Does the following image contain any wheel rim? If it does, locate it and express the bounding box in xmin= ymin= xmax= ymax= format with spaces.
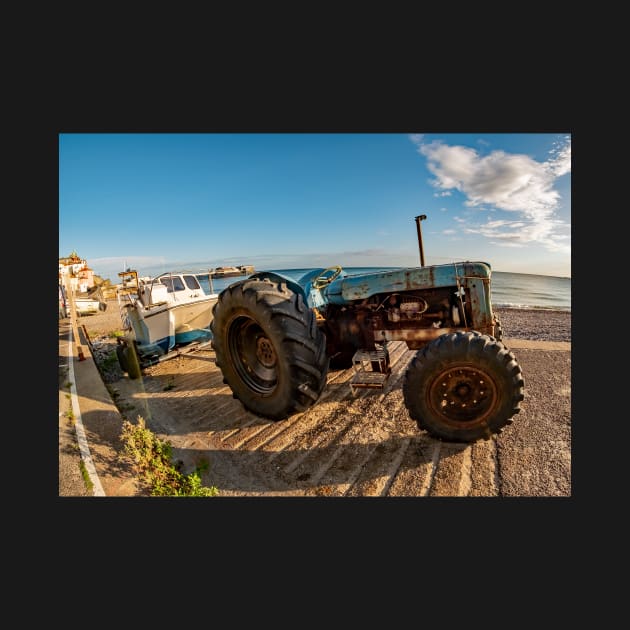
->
xmin=227 ymin=315 xmax=278 ymax=394
xmin=427 ymin=364 xmax=498 ymax=428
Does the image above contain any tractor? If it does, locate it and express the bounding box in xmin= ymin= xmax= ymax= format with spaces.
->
xmin=210 ymin=217 xmax=524 ymax=442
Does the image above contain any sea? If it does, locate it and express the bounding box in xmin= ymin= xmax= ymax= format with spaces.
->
xmin=198 ymin=267 xmax=571 ymax=312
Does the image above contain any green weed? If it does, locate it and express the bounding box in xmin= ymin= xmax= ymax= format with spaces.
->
xmin=119 ymin=417 xmax=219 ymax=497
xmin=79 ymin=459 xmax=94 ymax=493
xmin=101 ymin=351 xmax=118 ymax=370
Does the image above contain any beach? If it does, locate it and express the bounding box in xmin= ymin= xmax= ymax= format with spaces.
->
xmin=57 ymin=301 xmax=572 ymax=497
xmin=493 ymin=307 xmax=571 ymax=342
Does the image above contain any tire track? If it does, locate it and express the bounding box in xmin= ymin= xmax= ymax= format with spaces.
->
xmin=260 ymin=342 xmax=412 ymax=460
xmin=469 ymin=437 xmax=499 ymax=496
xmin=344 ymin=438 xmax=410 ymax=496
xmin=293 ymin=399 xmax=388 ymax=493
xmin=115 ymin=340 xmax=502 ymax=496
xmin=428 ymin=442 xmax=471 ymax=497
xmin=387 ymin=437 xmax=439 ymax=496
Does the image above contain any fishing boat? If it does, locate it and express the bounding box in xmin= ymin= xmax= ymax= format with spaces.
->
xmin=211 ymin=264 xmax=255 ymax=278
xmin=116 ymin=270 xmax=219 ymax=377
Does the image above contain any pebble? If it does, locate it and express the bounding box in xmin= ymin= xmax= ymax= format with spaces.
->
xmin=494 ymin=307 xmax=571 ymax=342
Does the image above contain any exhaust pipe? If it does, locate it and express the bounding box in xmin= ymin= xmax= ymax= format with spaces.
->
xmin=415 ymin=214 xmax=427 ymax=266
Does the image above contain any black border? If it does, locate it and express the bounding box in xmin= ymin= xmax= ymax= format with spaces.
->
xmin=45 ymin=79 xmax=577 ymax=570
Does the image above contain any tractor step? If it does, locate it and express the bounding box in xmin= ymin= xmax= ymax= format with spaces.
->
xmin=350 ymin=348 xmax=390 ymax=393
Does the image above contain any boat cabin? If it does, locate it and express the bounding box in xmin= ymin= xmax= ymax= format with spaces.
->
xmin=138 ymin=273 xmax=207 ymax=307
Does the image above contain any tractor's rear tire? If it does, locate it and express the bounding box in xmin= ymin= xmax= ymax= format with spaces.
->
xmin=402 ymin=331 xmax=524 ymax=442
xmin=210 ymin=278 xmax=329 ymax=420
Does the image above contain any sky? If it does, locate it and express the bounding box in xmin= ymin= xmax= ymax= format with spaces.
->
xmin=59 ymin=133 xmax=571 ymax=283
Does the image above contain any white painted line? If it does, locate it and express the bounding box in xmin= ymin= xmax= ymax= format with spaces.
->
xmin=66 ymin=328 xmax=105 ymax=497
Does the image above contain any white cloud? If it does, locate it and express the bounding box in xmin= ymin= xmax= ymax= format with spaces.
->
xmin=433 ymin=190 xmax=452 ymax=197
xmin=410 ymin=135 xmax=571 ymax=255
xmin=547 ymin=135 xmax=571 ymax=176
xmin=90 ymin=255 xmax=167 ymax=273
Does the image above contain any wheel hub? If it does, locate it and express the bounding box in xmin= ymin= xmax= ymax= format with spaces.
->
xmin=256 ymin=336 xmax=276 ymax=368
xmin=431 ymin=367 xmax=497 ymax=424
xmin=228 ymin=316 xmax=278 ymax=394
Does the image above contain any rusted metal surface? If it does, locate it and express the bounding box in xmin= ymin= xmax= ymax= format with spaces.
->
xmin=373 ymin=327 xmax=471 ymax=343
xmin=324 ymin=262 xmax=491 ymax=304
xmin=241 ymin=261 xmax=497 ymax=382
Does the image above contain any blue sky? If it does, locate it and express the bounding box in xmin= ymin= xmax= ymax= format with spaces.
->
xmin=59 ymin=133 xmax=571 ymax=282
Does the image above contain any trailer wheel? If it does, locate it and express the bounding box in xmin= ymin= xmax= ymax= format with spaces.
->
xmin=117 ymin=340 xmax=141 ymax=380
xmin=211 ymin=278 xmax=329 ymax=420
xmin=403 ymin=332 xmax=524 ymax=442
xmin=116 ymin=343 xmax=129 ymax=373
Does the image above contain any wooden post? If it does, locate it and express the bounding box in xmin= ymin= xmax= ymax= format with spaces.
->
xmin=64 ymin=275 xmax=86 ymax=361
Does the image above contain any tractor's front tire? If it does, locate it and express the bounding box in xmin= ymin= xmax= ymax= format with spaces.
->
xmin=210 ymin=278 xmax=329 ymax=420
xmin=402 ymin=331 xmax=524 ymax=442
xmin=492 ymin=315 xmax=503 ymax=342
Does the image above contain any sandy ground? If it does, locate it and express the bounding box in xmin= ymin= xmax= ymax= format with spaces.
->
xmin=64 ymin=300 xmax=571 ymax=497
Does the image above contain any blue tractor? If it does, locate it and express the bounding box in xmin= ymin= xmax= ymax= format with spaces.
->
xmin=210 ymin=218 xmax=524 ymax=442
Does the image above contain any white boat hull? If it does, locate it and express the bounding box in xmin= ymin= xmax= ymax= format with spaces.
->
xmin=123 ymin=297 xmax=216 ymax=355
xmin=119 ymin=270 xmax=221 ymax=366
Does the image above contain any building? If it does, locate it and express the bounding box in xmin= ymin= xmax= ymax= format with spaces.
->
xmin=59 ymin=251 xmax=95 ymax=293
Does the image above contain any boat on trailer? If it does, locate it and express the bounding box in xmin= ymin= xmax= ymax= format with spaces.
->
xmin=116 ymin=270 xmax=219 ymax=377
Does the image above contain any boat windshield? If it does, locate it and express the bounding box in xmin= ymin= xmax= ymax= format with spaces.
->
xmin=156 ymin=274 xmax=202 ymax=293
xmin=158 ymin=276 xmax=186 ymax=293
xmin=183 ymin=275 xmax=202 ymax=290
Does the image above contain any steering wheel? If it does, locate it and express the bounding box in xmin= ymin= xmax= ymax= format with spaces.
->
xmin=312 ymin=265 xmax=343 ymax=289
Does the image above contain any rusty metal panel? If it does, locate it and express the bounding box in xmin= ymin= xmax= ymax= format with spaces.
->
xmin=324 ymin=262 xmax=492 ymax=304
xmin=464 ymin=276 xmax=493 ymax=330
xmin=373 ymin=327 xmax=471 ymax=343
